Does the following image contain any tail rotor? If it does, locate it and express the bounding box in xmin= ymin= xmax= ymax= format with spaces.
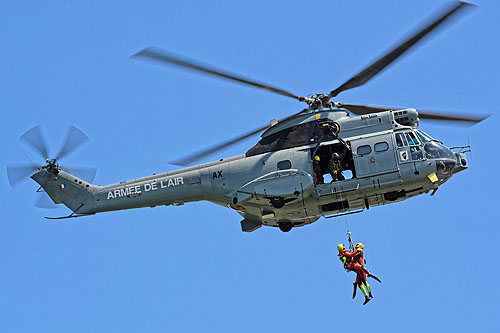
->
xmin=6 ymin=125 xmax=97 ymax=208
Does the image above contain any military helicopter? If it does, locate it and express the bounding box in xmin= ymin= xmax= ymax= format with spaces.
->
xmin=7 ymin=1 xmax=489 ymax=232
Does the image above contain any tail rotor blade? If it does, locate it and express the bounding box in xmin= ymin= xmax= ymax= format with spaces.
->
xmin=62 ymin=166 xmax=97 ymax=183
xmin=6 ymin=163 xmax=39 ymax=188
xmin=35 ymin=193 xmax=57 ymax=209
xmin=56 ymin=126 xmax=89 ymax=160
xmin=19 ymin=125 xmax=50 ymax=160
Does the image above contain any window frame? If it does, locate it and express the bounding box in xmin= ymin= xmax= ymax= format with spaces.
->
xmin=395 ymin=132 xmax=408 ymax=147
xmin=405 ymin=132 xmax=420 ymax=146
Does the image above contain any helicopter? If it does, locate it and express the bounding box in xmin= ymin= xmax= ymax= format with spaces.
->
xmin=7 ymin=1 xmax=489 ymax=233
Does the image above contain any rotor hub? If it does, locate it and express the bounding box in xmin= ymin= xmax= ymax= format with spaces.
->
xmin=44 ymin=158 xmax=60 ymax=175
xmin=309 ymin=94 xmax=334 ymax=110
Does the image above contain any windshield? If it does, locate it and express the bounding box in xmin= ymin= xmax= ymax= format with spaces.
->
xmin=424 ymin=141 xmax=455 ymax=160
xmin=416 ymin=130 xmax=434 ymax=143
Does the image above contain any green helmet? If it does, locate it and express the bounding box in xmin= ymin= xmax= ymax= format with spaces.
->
xmin=337 ymin=244 xmax=344 ymax=251
xmin=314 ymin=155 xmax=321 ymax=162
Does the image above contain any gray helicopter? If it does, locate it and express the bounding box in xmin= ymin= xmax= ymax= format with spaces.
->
xmin=7 ymin=1 xmax=488 ymax=232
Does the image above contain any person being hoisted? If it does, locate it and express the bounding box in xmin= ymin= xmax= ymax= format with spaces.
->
xmin=338 ymin=237 xmax=381 ymax=305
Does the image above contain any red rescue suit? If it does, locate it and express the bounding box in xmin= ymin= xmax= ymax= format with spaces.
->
xmin=338 ymin=249 xmax=366 ymax=285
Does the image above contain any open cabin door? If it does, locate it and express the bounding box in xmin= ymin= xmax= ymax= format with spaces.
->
xmin=351 ymin=133 xmax=399 ymax=178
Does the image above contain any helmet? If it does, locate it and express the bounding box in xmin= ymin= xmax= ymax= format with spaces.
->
xmin=337 ymin=244 xmax=344 ymax=251
xmin=332 ymin=152 xmax=340 ymax=161
xmin=314 ymin=155 xmax=321 ymax=162
xmin=356 ymin=242 xmax=364 ymax=249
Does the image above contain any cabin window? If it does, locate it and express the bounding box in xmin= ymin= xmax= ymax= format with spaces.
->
xmin=374 ymin=142 xmax=389 ymax=152
xmin=246 ymin=120 xmax=322 ymax=157
xmin=277 ymin=160 xmax=292 ymax=170
xmin=357 ymin=145 xmax=371 ymax=155
xmin=395 ymin=133 xmax=407 ymax=147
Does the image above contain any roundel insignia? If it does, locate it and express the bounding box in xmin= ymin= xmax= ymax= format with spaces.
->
xmin=400 ymin=151 xmax=408 ymax=161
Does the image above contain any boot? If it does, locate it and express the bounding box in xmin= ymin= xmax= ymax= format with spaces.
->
xmin=369 ymin=291 xmax=373 ymax=300
xmin=352 ymin=283 xmax=357 ymax=299
xmin=363 ymin=296 xmax=371 ymax=305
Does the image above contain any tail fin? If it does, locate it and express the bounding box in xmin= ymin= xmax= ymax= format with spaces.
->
xmin=31 ymin=169 xmax=97 ymax=214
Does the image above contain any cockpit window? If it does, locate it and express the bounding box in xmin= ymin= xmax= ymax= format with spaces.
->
xmin=246 ymin=120 xmax=322 ymax=157
xmin=405 ymin=132 xmax=420 ymax=146
xmin=416 ymin=130 xmax=434 ymax=143
xmin=424 ymin=141 xmax=455 ymax=160
xmin=395 ymin=133 xmax=407 ymax=147
xmin=410 ymin=146 xmax=423 ymax=160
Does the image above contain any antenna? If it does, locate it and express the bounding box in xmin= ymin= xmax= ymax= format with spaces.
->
xmin=467 ymin=134 xmax=474 ymax=166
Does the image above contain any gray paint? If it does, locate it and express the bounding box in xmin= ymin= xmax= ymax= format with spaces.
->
xmin=31 ymin=109 xmax=468 ymax=232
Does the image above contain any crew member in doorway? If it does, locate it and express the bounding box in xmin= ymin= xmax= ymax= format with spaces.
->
xmin=337 ymin=243 xmax=381 ymax=305
xmin=329 ymin=150 xmax=346 ymax=182
xmin=313 ymin=155 xmax=324 ymax=184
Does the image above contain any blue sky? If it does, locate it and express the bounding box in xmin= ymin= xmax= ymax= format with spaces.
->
xmin=1 ymin=1 xmax=499 ymax=332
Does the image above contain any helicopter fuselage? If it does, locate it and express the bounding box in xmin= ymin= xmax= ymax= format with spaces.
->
xmin=31 ymin=109 xmax=468 ymax=232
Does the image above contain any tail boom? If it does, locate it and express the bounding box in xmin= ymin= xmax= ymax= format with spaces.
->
xmin=31 ymin=168 xmax=205 ymax=215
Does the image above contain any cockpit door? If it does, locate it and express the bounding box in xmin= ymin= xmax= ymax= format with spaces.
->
xmin=351 ymin=133 xmax=399 ymax=178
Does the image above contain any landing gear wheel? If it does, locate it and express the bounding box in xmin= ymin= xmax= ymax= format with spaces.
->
xmin=270 ymin=197 xmax=285 ymax=209
xmin=278 ymin=222 xmax=293 ymax=232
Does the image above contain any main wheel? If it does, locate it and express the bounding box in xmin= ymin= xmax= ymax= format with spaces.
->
xmin=270 ymin=197 xmax=285 ymax=209
xmin=278 ymin=222 xmax=293 ymax=232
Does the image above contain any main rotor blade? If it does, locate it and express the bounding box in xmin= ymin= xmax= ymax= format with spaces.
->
xmin=329 ymin=1 xmax=475 ymax=98
xmin=417 ymin=109 xmax=489 ymax=124
xmin=170 ymin=109 xmax=309 ymax=166
xmin=131 ymin=47 xmax=309 ymax=103
xmin=56 ymin=126 xmax=89 ymax=160
xmin=6 ymin=163 xmax=39 ymax=188
xmin=62 ymin=165 xmax=97 ymax=183
xmin=19 ymin=125 xmax=50 ymax=160
xmin=335 ymin=103 xmax=390 ymax=115
xmin=337 ymin=103 xmax=489 ymax=124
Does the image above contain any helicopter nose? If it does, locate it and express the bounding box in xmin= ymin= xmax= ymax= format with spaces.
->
xmin=436 ymin=159 xmax=456 ymax=178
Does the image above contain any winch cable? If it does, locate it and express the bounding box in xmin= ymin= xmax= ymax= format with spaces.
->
xmin=345 ymin=217 xmax=355 ymax=251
